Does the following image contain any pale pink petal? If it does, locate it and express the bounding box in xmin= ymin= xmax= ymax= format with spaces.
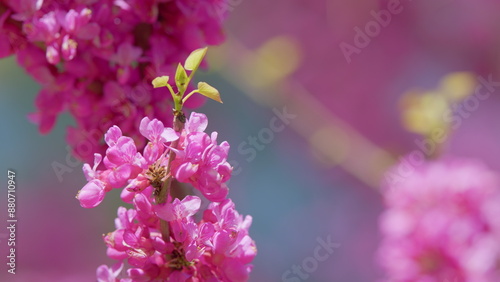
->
xmin=46 ymin=44 xmax=60 ymax=65
xmin=77 ymin=179 xmax=106 ymax=208
xmin=61 ymin=35 xmax=77 ymax=61
xmin=161 ymin=127 xmax=179 ymax=142
xmin=107 ymin=164 xmax=132 ymax=188
xmin=175 ymin=162 xmax=198 ymax=182
xmin=180 ymin=195 xmax=202 ymax=217
xmin=186 ymin=112 xmax=208 ymax=133
xmin=104 ymin=126 xmax=122 ymax=146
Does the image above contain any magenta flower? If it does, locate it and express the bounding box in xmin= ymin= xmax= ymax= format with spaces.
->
xmin=96 ymin=262 xmax=124 ymax=282
xmin=77 ymin=112 xmax=232 ymax=208
xmin=76 ymin=111 xmax=255 ymax=280
xmin=378 ymin=158 xmax=500 ymax=281
xmin=0 ymin=0 xmax=227 ymax=162
xmin=172 ymin=112 xmax=231 ymax=202
xmin=77 ymin=179 xmax=107 ymax=209
xmin=101 ymin=195 xmax=255 ymax=281
xmin=139 ymin=116 xmax=179 ymax=163
xmin=155 ymin=195 xmax=201 ymax=222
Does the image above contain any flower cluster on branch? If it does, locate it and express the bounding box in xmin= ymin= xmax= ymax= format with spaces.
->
xmin=76 ymin=47 xmax=256 ymax=281
xmin=0 ymin=0 xmax=227 ymax=161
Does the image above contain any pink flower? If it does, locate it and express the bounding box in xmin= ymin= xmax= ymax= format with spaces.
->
xmin=185 ymin=111 xmax=209 ymax=133
xmin=101 ymin=195 xmax=255 ymax=281
xmin=172 ymin=112 xmax=232 ymax=201
xmin=140 ymin=117 xmax=178 ymax=163
xmin=24 ymin=10 xmax=59 ymax=42
xmin=202 ymin=199 xmax=257 ymax=281
xmin=155 ymin=195 xmax=201 ymax=221
xmin=75 ymin=113 xmax=255 ymax=280
xmin=77 ymin=179 xmax=106 ymax=208
xmin=104 ymin=136 xmax=145 ymax=188
xmin=76 ymin=113 xmax=231 ymax=208
xmin=96 ymin=261 xmax=123 ymax=282
xmin=378 ymin=158 xmax=500 ymax=281
xmin=1 ymin=0 xmax=227 ymax=163
xmin=61 ymin=34 xmax=77 ymax=61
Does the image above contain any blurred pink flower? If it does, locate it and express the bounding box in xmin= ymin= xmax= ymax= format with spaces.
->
xmin=378 ymin=158 xmax=500 ymax=281
xmin=0 ymin=0 xmax=227 ymax=162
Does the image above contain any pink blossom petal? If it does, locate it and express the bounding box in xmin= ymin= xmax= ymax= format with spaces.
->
xmin=96 ymin=265 xmax=113 ymax=282
xmin=104 ymin=126 xmax=122 ymax=146
xmin=161 ymin=127 xmax=179 ymax=142
xmin=213 ymin=230 xmax=236 ymax=254
xmin=106 ymin=247 xmax=128 ymax=260
xmin=185 ymin=242 xmax=204 ymax=261
xmin=175 ymin=162 xmax=198 ymax=182
xmin=203 ymin=183 xmax=229 ymax=202
xmin=127 ymin=268 xmax=147 ymax=280
xmin=97 ymin=262 xmax=123 ymax=282
xmin=123 ymin=230 xmax=139 ymax=247
xmin=170 ymin=220 xmax=188 ymax=242
xmin=107 ymin=164 xmax=132 ymax=188
xmin=126 ymin=248 xmax=148 ymax=267
xmin=154 ymin=202 xmax=177 ymax=221
xmin=134 ymin=193 xmax=153 ymax=220
xmin=61 ymin=35 xmax=77 ymax=61
xmin=58 ymin=9 xmax=77 ymax=32
xmin=139 ymin=117 xmax=152 ymax=137
xmin=46 ymin=44 xmax=60 ymax=65
xmin=186 ymin=112 xmax=208 ymax=133
xmin=120 ymin=188 xmax=135 ymax=203
xmin=77 ymin=179 xmax=106 ymax=208
xmin=181 ymin=195 xmax=202 ymax=217
xmin=155 ymin=196 xmax=201 ymax=221
xmin=223 ymin=259 xmax=251 ymax=282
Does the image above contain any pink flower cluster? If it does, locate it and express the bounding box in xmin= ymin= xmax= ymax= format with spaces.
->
xmin=98 ymin=196 xmax=256 ymax=281
xmin=0 ymin=0 xmax=227 ymax=162
xmin=78 ymin=112 xmax=231 ymax=207
xmin=77 ymin=112 xmax=256 ymax=281
xmin=378 ymin=158 xmax=500 ymax=281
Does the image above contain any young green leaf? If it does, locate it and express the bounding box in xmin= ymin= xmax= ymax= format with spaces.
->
xmin=151 ymin=76 xmax=169 ymax=88
xmin=175 ymin=63 xmax=188 ymax=94
xmin=184 ymin=47 xmax=208 ymax=71
xmin=197 ymin=82 xmax=222 ymax=103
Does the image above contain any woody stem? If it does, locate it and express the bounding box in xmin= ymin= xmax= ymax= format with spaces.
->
xmin=156 ymin=110 xmax=186 ymax=242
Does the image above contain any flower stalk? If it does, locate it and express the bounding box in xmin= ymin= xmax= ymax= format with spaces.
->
xmin=156 ymin=110 xmax=186 ymax=242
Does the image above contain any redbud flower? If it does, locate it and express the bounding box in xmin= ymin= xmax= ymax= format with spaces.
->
xmin=77 ymin=110 xmax=256 ymax=280
xmin=0 ymin=0 xmax=227 ymax=162
xmin=77 ymin=111 xmax=230 ymax=207
xmin=74 ymin=44 xmax=254 ymax=280
xmin=99 ymin=195 xmax=255 ymax=281
xmin=171 ymin=112 xmax=231 ymax=202
xmin=96 ymin=261 xmax=124 ymax=282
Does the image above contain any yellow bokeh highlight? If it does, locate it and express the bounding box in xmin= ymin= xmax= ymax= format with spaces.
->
xmin=400 ymin=72 xmax=476 ymax=137
xmin=439 ymin=72 xmax=477 ymax=102
xmin=240 ymin=35 xmax=302 ymax=88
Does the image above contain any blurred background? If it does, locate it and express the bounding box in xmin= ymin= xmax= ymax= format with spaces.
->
xmin=3 ymin=0 xmax=500 ymax=281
